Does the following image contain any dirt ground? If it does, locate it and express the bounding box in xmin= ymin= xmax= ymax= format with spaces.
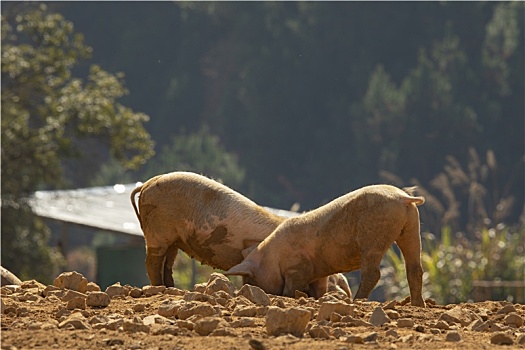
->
xmin=1 ymin=272 xmax=524 ymax=350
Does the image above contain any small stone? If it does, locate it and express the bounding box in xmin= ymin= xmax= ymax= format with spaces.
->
xmin=332 ymin=327 xmax=347 ymax=339
xmin=105 ymin=282 xmax=128 ymax=298
xmin=517 ymin=334 xmax=525 ymax=345
xmin=400 ymin=334 xmax=414 ymax=342
xmin=504 ymin=313 xmax=523 ymax=327
xmin=184 ymin=291 xmax=216 ymax=304
xmin=265 ymin=306 xmax=311 ymax=337
xmin=142 ymin=285 xmax=166 ymax=297
xmin=66 ymin=296 xmax=86 ymax=310
xmin=490 ymin=332 xmax=514 ymax=345
xmin=176 ymin=320 xmax=194 ymax=330
xmin=385 ymin=329 xmax=398 ymax=337
xmin=61 ymin=290 xmax=87 ymax=302
xmin=434 ymin=320 xmax=450 ymax=330
xmin=294 ymin=290 xmax=308 ymax=299
xmin=86 ymin=292 xmax=110 ymax=308
xmin=237 ymin=284 xmax=271 ymax=306
xmin=123 ymin=320 xmax=150 ymax=333
xmin=53 ymin=271 xmax=88 ymax=293
xmin=439 ymin=306 xmax=481 ymax=326
xmin=58 ymin=313 xmax=91 ymax=330
xmin=383 ymin=300 xmax=398 ymax=310
xmin=158 ymin=300 xmax=184 ymax=318
xmin=143 ymin=314 xmax=172 ymax=326
xmin=193 ymin=283 xmax=207 ymax=293
xmin=369 ymin=306 xmax=391 ymax=326
xmin=194 ymin=316 xmax=229 ymax=336
xmin=343 ymin=335 xmax=364 ymax=344
xmin=177 ymin=302 xmax=219 ymax=320
xmin=133 ymin=303 xmax=145 ymax=312
xmin=497 ymin=305 xmax=517 ymax=315
xmin=86 ymin=282 xmax=101 ymax=292
xmin=129 ymin=288 xmax=142 ymax=298
xmin=316 ymin=301 xmax=354 ymax=321
xmin=248 ymin=339 xmax=267 ymax=350
xmin=362 ymin=332 xmax=379 ymax=342
xmin=230 ymin=317 xmax=255 ymax=328
xmin=397 ymin=318 xmax=414 ymax=328
xmin=233 ymin=306 xmax=258 ymax=317
xmin=205 ymin=273 xmax=236 ymax=296
xmin=445 ymin=331 xmax=461 ymax=342
xmin=165 ymin=287 xmax=186 ymax=296
xmin=386 ymin=310 xmax=400 ymax=319
xmin=489 ymin=323 xmax=505 ymax=332
xmin=308 ymin=325 xmax=330 ymax=339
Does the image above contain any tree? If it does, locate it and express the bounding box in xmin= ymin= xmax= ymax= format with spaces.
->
xmin=1 ymin=3 xmax=155 ymax=282
xmin=142 ymin=124 xmax=245 ymax=187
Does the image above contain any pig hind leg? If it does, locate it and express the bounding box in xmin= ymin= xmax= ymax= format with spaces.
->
xmin=145 ymin=245 xmax=167 ymax=286
xmin=395 ymin=209 xmax=425 ymax=307
xmin=162 ymin=243 xmax=179 ymax=287
xmin=354 ymin=250 xmax=383 ymax=300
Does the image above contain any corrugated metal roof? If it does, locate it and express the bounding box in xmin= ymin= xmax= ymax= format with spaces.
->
xmin=29 ymin=183 xmax=298 ymax=236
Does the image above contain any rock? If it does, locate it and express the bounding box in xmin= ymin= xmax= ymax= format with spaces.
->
xmin=434 ymin=320 xmax=450 ymax=330
xmin=129 ymin=288 xmax=143 ymax=298
xmin=439 ymin=306 xmax=481 ymax=327
xmin=86 ymin=292 xmax=110 ymax=307
xmin=86 ymin=282 xmax=101 ymax=292
xmin=397 ymin=318 xmax=415 ymax=328
xmin=158 ymin=300 xmax=184 ymax=318
xmin=133 ymin=303 xmax=145 ymax=312
xmin=316 ymin=301 xmax=354 ymax=321
xmin=205 ymin=273 xmax=236 ymax=296
xmin=490 ymin=332 xmax=514 ymax=345
xmin=193 ymin=283 xmax=207 ymax=293
xmin=66 ymin=296 xmax=86 ymax=310
xmin=362 ymin=332 xmax=379 ymax=342
xmin=143 ymin=314 xmax=173 ymax=326
xmin=248 ymin=339 xmax=267 ymax=350
xmin=53 ymin=271 xmax=88 ymax=293
xmin=386 ymin=310 xmax=400 ymax=320
xmin=504 ymin=313 xmax=523 ymax=327
xmin=176 ymin=320 xmax=195 ymax=330
xmin=233 ymin=306 xmax=258 ymax=317
xmin=342 ymin=335 xmax=364 ymax=344
xmin=165 ymin=287 xmax=186 ymax=296
xmin=265 ymin=306 xmax=311 ymax=337
xmin=58 ymin=313 xmax=91 ymax=330
xmin=517 ymin=334 xmax=525 ymax=345
xmin=105 ymin=282 xmax=129 ymax=298
xmin=385 ymin=329 xmax=398 ymax=338
xmin=489 ymin=323 xmax=505 ymax=332
xmin=184 ymin=291 xmax=216 ymax=304
xmin=369 ymin=306 xmax=391 ymax=326
xmin=210 ymin=327 xmax=236 ymax=337
xmin=142 ymin=285 xmax=166 ymax=297
xmin=237 ymin=284 xmax=271 ymax=306
xmin=20 ymin=279 xmax=46 ymax=292
xmin=61 ymin=290 xmax=86 ymax=302
xmin=383 ymin=300 xmax=398 ymax=310
xmin=308 ymin=325 xmax=330 ymax=339
xmin=123 ymin=320 xmax=150 ymax=333
xmin=230 ymin=317 xmax=255 ymax=328
xmin=497 ymin=304 xmax=517 ymax=314
xmin=177 ymin=302 xmax=219 ymax=320
xmin=445 ymin=331 xmax=461 ymax=342
xmin=332 ymin=327 xmax=347 ymax=339
xmin=194 ymin=316 xmax=229 ymax=336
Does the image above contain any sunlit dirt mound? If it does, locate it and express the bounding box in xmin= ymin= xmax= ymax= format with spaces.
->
xmin=1 ymin=271 xmax=524 ymax=349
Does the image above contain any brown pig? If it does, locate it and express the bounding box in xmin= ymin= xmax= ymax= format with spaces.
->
xmin=225 ymin=184 xmax=426 ymax=307
xmin=130 ymin=171 xmax=351 ymax=297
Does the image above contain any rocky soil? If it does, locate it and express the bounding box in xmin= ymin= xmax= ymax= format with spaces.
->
xmin=1 ymin=271 xmax=525 ymax=349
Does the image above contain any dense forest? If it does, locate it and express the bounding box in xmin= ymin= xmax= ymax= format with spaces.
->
xmin=1 ymin=2 xmax=523 ymax=288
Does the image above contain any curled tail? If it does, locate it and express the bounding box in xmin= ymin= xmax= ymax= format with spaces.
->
xmin=130 ymin=184 xmax=144 ymax=228
xmin=402 ymin=186 xmax=425 ymax=206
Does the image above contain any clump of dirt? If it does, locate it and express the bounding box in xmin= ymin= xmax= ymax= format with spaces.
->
xmin=1 ymin=271 xmax=524 ymax=349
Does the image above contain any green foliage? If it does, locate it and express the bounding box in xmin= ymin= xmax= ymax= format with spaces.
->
xmin=143 ymin=124 xmax=245 ymax=187
xmin=0 ymin=205 xmax=66 ymax=284
xmin=1 ymin=4 xmax=154 ymax=281
xmin=382 ymin=225 xmax=524 ymax=304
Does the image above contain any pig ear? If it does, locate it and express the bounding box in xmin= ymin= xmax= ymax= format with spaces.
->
xmin=224 ymin=260 xmax=254 ymax=277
